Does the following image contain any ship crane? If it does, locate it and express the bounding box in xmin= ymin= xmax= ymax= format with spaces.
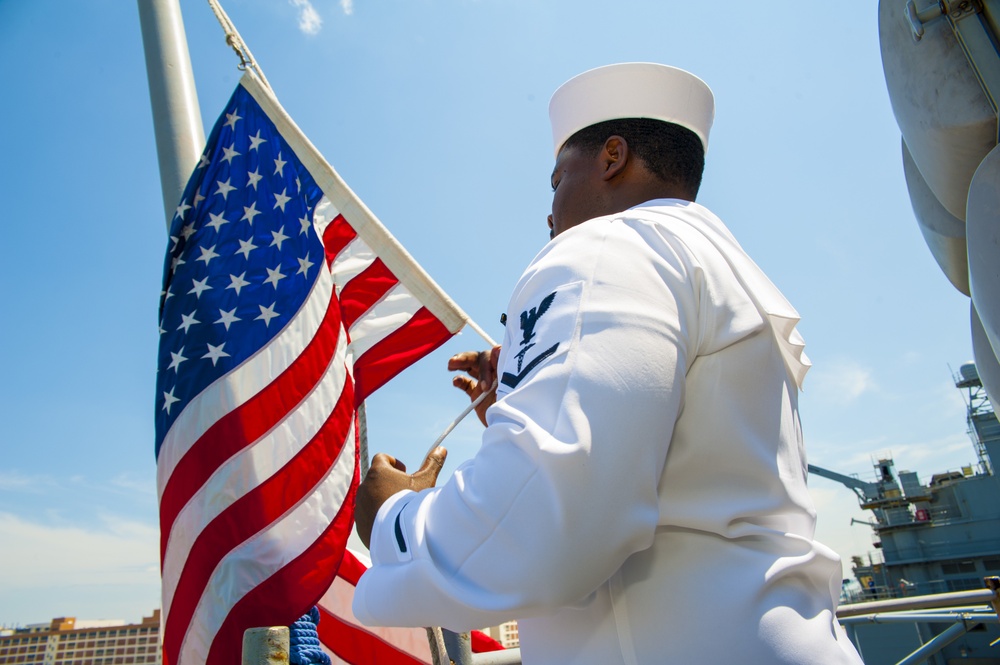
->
xmin=807 ymin=464 xmax=881 ymax=503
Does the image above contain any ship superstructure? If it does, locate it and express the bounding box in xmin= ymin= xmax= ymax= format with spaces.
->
xmin=811 ymin=362 xmax=1000 ymax=663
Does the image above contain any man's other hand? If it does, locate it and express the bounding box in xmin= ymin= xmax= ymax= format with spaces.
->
xmin=355 ymin=446 xmax=448 ymax=550
xmin=448 ymin=345 xmax=501 ymax=426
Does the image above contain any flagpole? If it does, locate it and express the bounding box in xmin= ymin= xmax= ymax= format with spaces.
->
xmin=138 ymin=0 xmax=206 ymax=231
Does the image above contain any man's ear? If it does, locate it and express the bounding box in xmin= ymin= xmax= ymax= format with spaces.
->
xmin=600 ymin=135 xmax=629 ymax=182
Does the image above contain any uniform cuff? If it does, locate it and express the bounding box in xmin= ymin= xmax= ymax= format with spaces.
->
xmin=368 ymin=489 xmax=416 ymax=565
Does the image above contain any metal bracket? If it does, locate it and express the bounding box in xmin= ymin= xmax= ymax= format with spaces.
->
xmin=906 ymin=0 xmax=945 ymax=40
xmin=942 ymin=0 xmax=1000 ymax=137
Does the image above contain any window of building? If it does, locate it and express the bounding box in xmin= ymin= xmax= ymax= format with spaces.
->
xmin=946 ymin=577 xmax=982 ymax=592
xmin=941 ymin=561 xmax=978 ymax=575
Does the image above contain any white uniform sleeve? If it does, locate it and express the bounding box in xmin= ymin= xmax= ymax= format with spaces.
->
xmin=353 ymin=217 xmax=707 ymax=630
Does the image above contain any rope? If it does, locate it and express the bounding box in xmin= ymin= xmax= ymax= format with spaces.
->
xmin=289 ymin=607 xmax=331 ymax=665
xmin=425 ymin=379 xmax=497 ymax=458
xmin=206 ymin=0 xmax=273 ymax=91
xmin=423 ymin=327 xmax=497 ymax=456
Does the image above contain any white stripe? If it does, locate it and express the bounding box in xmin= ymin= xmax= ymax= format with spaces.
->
xmin=160 ymin=330 xmax=349 ymax=623
xmin=311 ymin=195 xmax=340 ymax=239
xmin=331 ymin=235 xmax=376 ymax=295
xmin=177 ymin=426 xmax=356 ymax=665
xmin=157 ymin=262 xmax=335 ymax=495
xmin=348 ymin=282 xmax=421 ymax=362
xmin=316 ymin=577 xmax=432 ymax=662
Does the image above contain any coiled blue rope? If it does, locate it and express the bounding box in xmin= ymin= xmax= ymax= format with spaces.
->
xmin=289 ymin=606 xmax=331 ymax=665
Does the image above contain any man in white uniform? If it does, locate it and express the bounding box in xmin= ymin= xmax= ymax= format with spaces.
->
xmin=353 ymin=63 xmax=864 ymax=664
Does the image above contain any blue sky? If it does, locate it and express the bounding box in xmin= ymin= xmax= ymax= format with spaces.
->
xmin=0 ymin=0 xmax=980 ymax=625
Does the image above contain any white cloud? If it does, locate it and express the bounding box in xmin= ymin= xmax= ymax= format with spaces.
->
xmin=0 ymin=512 xmax=159 ymax=588
xmin=340 ymin=0 xmax=354 ymax=15
xmin=0 ymin=512 xmax=160 ymax=623
xmin=289 ymin=0 xmax=323 ymax=34
xmin=809 ymin=360 xmax=876 ymax=405
xmin=0 ymin=471 xmax=54 ymax=492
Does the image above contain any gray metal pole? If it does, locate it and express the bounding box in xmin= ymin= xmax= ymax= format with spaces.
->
xmin=137 ymin=0 xmax=206 ymax=232
xmin=895 ymin=621 xmax=973 ymax=665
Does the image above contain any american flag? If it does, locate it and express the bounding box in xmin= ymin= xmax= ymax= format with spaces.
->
xmin=155 ymin=71 xmax=470 ymax=665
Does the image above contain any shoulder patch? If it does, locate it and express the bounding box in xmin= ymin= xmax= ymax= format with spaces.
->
xmin=497 ymin=281 xmax=582 ymax=395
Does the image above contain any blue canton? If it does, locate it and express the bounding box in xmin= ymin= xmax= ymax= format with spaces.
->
xmin=155 ymin=84 xmax=325 ymax=457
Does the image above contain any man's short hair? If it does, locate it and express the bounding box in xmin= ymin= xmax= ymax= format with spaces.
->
xmin=563 ymin=118 xmax=705 ymax=198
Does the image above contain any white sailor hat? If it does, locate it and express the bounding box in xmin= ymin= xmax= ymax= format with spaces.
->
xmin=548 ymin=62 xmax=715 ymax=157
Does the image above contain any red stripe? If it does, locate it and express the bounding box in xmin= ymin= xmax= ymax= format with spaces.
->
xmin=316 ymin=607 xmax=426 ymax=665
xmin=163 ymin=383 xmax=355 ymax=665
xmin=322 ymin=214 xmax=357 ymax=268
xmin=159 ymin=291 xmax=344 ymax=562
xmin=353 ymin=308 xmax=453 ymax=402
xmin=206 ymin=460 xmax=359 ymax=665
xmin=471 ymin=631 xmax=506 ymax=653
xmin=336 ymin=550 xmax=368 ymax=587
xmin=339 ymin=259 xmax=399 ymax=329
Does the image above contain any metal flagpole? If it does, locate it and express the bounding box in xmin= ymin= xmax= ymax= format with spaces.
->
xmin=137 ymin=0 xmax=206 ymax=231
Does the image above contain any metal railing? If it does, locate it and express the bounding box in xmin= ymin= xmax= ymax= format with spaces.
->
xmin=837 ymin=576 xmax=1000 ymax=665
xmin=241 ymin=578 xmax=999 ymax=665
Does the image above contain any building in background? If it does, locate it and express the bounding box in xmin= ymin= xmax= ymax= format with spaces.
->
xmin=0 ymin=611 xmax=161 ymax=665
xmin=478 ymin=620 xmax=519 ymax=649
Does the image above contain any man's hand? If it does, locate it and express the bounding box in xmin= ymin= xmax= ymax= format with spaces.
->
xmin=355 ymin=446 xmax=448 ymax=550
xmin=448 ymin=345 xmax=501 ymax=426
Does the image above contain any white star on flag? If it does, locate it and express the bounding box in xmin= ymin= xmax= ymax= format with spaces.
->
xmin=241 ymin=201 xmax=262 ymax=224
xmin=196 ymin=245 xmax=220 ymax=265
xmin=248 ymin=130 xmax=266 ymax=151
xmin=215 ymin=179 xmax=237 ymax=201
xmin=177 ymin=311 xmax=199 ymax=333
xmin=167 ymin=347 xmax=187 ymax=372
xmin=161 ymin=388 xmax=180 ymax=414
xmin=203 ymin=343 xmax=231 ymax=366
xmin=207 ymin=212 xmax=230 ymax=231
xmin=222 ymin=144 xmax=241 ymax=164
xmin=270 ymin=226 xmax=290 ymax=250
xmin=296 ymin=253 xmax=314 ymax=277
xmin=273 ymin=188 xmax=291 ymax=212
xmin=263 ymin=265 xmax=286 ymax=288
xmin=235 ymin=238 xmax=258 ymax=260
xmin=215 ymin=308 xmax=240 ymax=331
xmin=226 ymin=272 xmax=251 ymax=295
xmin=188 ymin=276 xmax=212 ymax=298
xmin=255 ymin=302 xmax=280 ymax=327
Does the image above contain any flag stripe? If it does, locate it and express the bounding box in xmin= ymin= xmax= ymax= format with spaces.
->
xmin=330 ymin=235 xmax=377 ymax=294
xmin=165 ymin=394 xmax=355 ymax=665
xmin=157 ymin=264 xmax=336 ymax=494
xmin=317 ymin=608 xmax=430 ymax=665
xmin=353 ymin=307 xmax=453 ymax=401
xmin=159 ymin=271 xmax=343 ymax=560
xmin=322 ymin=214 xmax=358 ymax=267
xmin=160 ymin=330 xmax=349 ymax=614
xmin=334 ymin=549 xmax=369 ymax=587
xmin=347 ymin=283 xmax=422 ymax=359
xmin=339 ymin=259 xmax=399 ymax=329
xmin=204 ymin=470 xmax=358 ymax=665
